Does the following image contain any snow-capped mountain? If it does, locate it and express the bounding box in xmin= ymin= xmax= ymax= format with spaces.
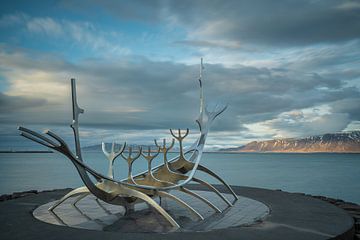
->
xmin=220 ymin=131 xmax=360 ymax=153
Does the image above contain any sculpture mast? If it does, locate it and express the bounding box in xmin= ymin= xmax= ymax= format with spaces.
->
xmin=70 ymin=78 xmax=85 ymax=161
xmin=199 ymin=58 xmax=205 ymax=113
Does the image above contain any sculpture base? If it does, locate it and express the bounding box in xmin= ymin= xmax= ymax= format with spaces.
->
xmin=33 ymin=190 xmax=267 ymax=233
xmin=0 ymin=185 xmax=355 ymax=240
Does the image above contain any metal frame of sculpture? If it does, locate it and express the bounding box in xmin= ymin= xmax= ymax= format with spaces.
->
xmin=18 ymin=59 xmax=238 ymax=229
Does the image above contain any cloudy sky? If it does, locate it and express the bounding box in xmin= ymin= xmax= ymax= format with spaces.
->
xmin=0 ymin=0 xmax=359 ymax=150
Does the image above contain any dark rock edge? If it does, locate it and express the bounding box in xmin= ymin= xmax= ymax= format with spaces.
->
xmin=1 ymin=188 xmax=360 ymax=239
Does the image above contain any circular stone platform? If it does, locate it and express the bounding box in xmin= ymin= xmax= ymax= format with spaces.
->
xmin=0 ymin=185 xmax=355 ymax=240
xmin=33 ymin=190 xmax=268 ymax=233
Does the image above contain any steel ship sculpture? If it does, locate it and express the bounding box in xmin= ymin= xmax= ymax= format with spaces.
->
xmin=18 ymin=59 xmax=238 ymax=229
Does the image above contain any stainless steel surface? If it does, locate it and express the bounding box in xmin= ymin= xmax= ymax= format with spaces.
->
xmin=180 ymin=187 xmax=222 ymax=213
xmin=70 ymin=78 xmax=84 ymax=161
xmin=102 ymin=142 xmax=126 ymax=179
xmin=121 ymin=146 xmax=142 ymax=184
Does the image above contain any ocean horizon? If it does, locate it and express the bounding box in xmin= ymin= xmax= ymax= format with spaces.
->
xmin=1 ymin=151 xmax=359 ymax=204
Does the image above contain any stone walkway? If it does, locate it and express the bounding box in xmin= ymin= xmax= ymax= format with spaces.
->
xmin=0 ymin=185 xmax=355 ymax=240
xmin=33 ymin=190 xmax=269 ymax=232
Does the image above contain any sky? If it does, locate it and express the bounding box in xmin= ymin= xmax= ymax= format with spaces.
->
xmin=0 ymin=0 xmax=359 ymax=150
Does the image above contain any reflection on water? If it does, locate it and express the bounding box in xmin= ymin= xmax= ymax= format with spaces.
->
xmin=0 ymin=152 xmax=359 ymax=203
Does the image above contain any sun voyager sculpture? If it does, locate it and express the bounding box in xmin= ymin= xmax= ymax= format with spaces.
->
xmin=18 ymin=59 xmax=238 ymax=229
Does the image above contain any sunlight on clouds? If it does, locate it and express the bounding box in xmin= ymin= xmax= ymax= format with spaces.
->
xmin=243 ymin=122 xmax=276 ymax=138
xmin=344 ymin=121 xmax=360 ymax=131
xmin=244 ymin=105 xmax=351 ymax=139
xmin=5 ymin=70 xmax=68 ymax=102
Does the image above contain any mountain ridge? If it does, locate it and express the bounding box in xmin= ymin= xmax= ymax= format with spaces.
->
xmin=219 ymin=131 xmax=360 ymax=153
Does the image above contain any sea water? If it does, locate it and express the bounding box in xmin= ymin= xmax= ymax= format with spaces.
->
xmin=0 ymin=152 xmax=359 ymax=203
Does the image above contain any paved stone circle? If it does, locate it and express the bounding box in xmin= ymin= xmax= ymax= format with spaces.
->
xmin=33 ymin=190 xmax=269 ymax=233
xmin=0 ymin=185 xmax=355 ymax=240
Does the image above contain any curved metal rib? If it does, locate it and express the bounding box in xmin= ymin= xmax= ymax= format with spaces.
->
xmin=157 ymin=191 xmax=204 ymax=220
xmin=58 ymin=156 xmax=180 ymax=229
xmin=192 ymin=177 xmax=233 ymax=207
xmin=18 ymin=127 xmax=57 ymax=148
xmin=119 ymin=187 xmax=180 ymax=228
xmin=179 ymin=187 xmax=221 ymax=213
xmin=49 ymin=186 xmax=89 ymax=211
xmin=197 ymin=164 xmax=238 ymax=201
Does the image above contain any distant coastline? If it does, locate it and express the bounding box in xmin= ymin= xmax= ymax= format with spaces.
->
xmin=214 ymin=151 xmax=360 ymax=154
xmin=0 ymin=150 xmax=53 ymax=153
xmin=4 ymin=131 xmax=359 ymax=154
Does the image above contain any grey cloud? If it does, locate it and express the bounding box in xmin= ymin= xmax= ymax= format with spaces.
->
xmin=66 ymin=0 xmax=360 ymax=46
xmin=60 ymin=0 xmax=165 ymax=22
xmin=79 ymin=60 xmax=350 ymax=130
xmin=252 ymin=95 xmax=360 ymax=138
xmin=1 ymin=48 xmax=359 ymax=136
xmin=204 ymin=65 xmax=358 ymax=117
xmin=1 ymin=1 xmax=359 ymax=146
xmin=0 ymin=45 xmax=75 ymax=72
xmin=0 ymin=92 xmax=46 ymax=113
xmin=280 ymin=40 xmax=360 ymax=72
xmin=0 ymin=42 xmax=360 ymax=139
xmin=331 ymin=98 xmax=360 ymax=120
xmin=166 ymin=0 xmax=360 ymax=46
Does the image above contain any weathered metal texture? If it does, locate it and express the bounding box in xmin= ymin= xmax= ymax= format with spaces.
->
xmin=18 ymin=59 xmax=237 ymax=229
